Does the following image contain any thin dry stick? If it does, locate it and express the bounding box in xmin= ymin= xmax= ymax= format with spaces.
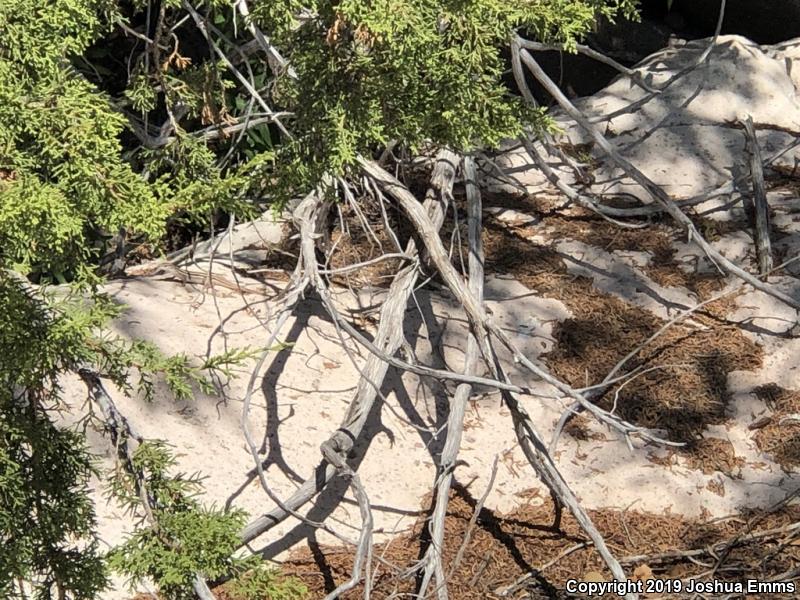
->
xmin=515 ymin=39 xmax=660 ymax=94
xmin=707 ymin=488 xmax=800 ymax=580
xmin=320 ymin=453 xmax=374 ymax=600
xmin=418 ymin=155 xmax=485 ymax=600
xmin=517 ymin=134 xmax=648 ymax=226
xmin=449 ymin=455 xmax=500 ymax=578
xmin=694 ymin=0 xmax=727 ymax=67
xmin=183 ymin=2 xmax=291 ymax=138
xmin=509 ymin=43 xmax=642 ymax=222
xmin=295 ymin=187 xmax=379 ymax=598
xmin=619 ymin=521 xmax=800 ymax=566
xmin=495 ymin=542 xmax=591 ymax=597
xmin=234 ymin=0 xmax=297 ymax=78
xmin=514 ymin=41 xmax=800 ymax=312
xmin=239 ymin=192 xmax=360 ymax=542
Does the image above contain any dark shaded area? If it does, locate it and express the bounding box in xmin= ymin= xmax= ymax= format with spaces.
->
xmin=517 ymin=0 xmax=800 ymax=104
xmin=663 ymin=0 xmax=800 ymax=45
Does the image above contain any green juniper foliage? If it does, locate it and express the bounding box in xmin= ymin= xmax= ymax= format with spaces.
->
xmin=0 ymin=275 xmax=110 ymax=599
xmin=1 ymin=0 xmax=638 ymax=597
xmin=0 ymin=272 xmax=266 ymax=599
xmin=0 ymin=1 xmax=166 ymax=277
xmin=107 ymin=441 xmax=251 ymax=600
xmin=253 ymin=0 xmax=638 ymax=200
xmin=224 ymin=564 xmax=308 ymax=600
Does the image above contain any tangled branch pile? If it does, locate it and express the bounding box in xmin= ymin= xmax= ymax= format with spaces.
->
xmin=3 ymin=1 xmax=798 ymax=599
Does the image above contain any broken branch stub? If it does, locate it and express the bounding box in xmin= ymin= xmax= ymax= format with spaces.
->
xmin=742 ymin=115 xmax=774 ymax=275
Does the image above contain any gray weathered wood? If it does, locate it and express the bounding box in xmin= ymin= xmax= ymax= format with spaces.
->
xmin=514 ymin=40 xmax=799 ymax=311
xmin=239 ymin=150 xmax=459 ymax=545
xmin=418 ymin=156 xmax=484 ymax=599
xmin=742 ymin=115 xmax=773 ymax=275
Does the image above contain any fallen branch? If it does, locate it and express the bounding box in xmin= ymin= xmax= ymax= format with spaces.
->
xmin=238 ymin=191 xmax=361 ymax=545
xmin=517 ymin=134 xmax=648 ymax=227
xmin=418 ymin=155 xmax=486 ymax=599
xmin=514 ymin=39 xmax=800 ymax=312
xmin=293 ymin=181 xmax=379 ymax=598
xmin=240 ymin=150 xmax=460 ymax=545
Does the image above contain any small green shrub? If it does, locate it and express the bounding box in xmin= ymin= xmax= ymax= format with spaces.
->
xmin=225 ymin=565 xmax=309 ymax=600
xmin=107 ymin=441 xmax=251 ymax=600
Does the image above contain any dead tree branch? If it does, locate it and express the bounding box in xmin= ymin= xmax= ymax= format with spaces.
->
xmin=240 ymin=150 xmax=460 ymax=545
xmin=183 ymin=1 xmax=291 ymax=138
xmin=239 ymin=191 xmax=362 ymax=545
xmin=78 ymin=369 xmax=218 ymax=600
xmin=292 ymin=191 xmax=377 ymax=599
xmin=418 ymin=155 xmax=485 ymax=599
xmin=513 ymin=39 xmax=800 ymax=312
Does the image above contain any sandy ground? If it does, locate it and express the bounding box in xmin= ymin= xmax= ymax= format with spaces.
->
xmin=60 ymin=226 xmax=800 ymax=596
xmin=56 ymin=35 xmax=800 ymax=596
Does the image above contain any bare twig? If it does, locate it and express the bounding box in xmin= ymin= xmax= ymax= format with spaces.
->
xmin=449 ymin=456 xmax=499 ymax=580
xmin=361 ymin=157 xmax=678 ymax=448
xmin=495 ymin=541 xmax=591 ymax=597
xmin=694 ymin=0 xmax=727 ymax=67
xmin=619 ymin=521 xmax=800 ymax=566
xmin=237 ymin=190 xmax=365 ymax=548
xmin=515 ymin=39 xmax=660 ymax=94
xmin=517 ymin=134 xmax=648 ymax=227
xmin=183 ymin=1 xmax=291 ymax=137
xmin=234 ymin=0 xmax=297 ymax=78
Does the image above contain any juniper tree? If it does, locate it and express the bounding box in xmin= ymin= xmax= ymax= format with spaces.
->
xmin=0 ymin=0 xmax=640 ymax=598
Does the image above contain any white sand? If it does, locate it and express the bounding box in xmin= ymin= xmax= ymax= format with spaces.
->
xmin=60 ymin=248 xmax=799 ymax=597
